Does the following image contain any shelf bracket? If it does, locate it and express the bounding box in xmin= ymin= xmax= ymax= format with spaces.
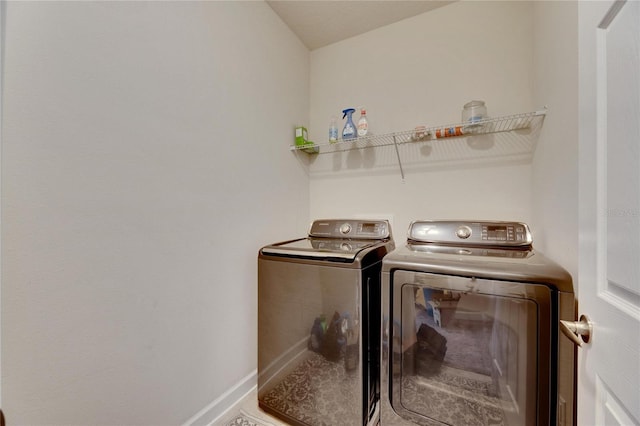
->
xmin=392 ymin=135 xmax=405 ymax=181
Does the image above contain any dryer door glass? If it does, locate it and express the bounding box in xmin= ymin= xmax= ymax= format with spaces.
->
xmin=390 ymin=272 xmax=552 ymax=426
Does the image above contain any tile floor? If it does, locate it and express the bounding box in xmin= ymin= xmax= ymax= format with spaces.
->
xmin=212 ymin=388 xmax=288 ymax=426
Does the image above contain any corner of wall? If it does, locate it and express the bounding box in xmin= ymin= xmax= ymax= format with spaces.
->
xmin=531 ymin=1 xmax=579 ymax=279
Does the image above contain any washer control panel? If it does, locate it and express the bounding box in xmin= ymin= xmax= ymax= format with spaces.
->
xmin=309 ymin=219 xmax=391 ymax=240
xmin=408 ymin=220 xmax=532 ymax=247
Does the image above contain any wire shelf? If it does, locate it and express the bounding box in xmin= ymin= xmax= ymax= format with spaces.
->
xmin=290 ymin=109 xmax=547 ymax=154
xmin=290 ymin=109 xmax=547 ymax=180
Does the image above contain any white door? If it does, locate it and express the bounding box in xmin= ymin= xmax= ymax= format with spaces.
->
xmin=578 ymin=0 xmax=640 ymax=425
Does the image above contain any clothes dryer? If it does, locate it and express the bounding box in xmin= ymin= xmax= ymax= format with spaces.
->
xmin=381 ymin=220 xmax=576 ymax=426
xmin=258 ymin=219 xmax=394 ymax=426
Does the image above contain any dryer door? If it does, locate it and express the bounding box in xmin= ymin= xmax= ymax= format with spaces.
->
xmin=388 ymin=271 xmax=553 ymax=426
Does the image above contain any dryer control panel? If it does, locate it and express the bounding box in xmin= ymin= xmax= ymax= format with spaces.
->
xmin=309 ymin=219 xmax=391 ymax=240
xmin=408 ymin=220 xmax=532 ymax=247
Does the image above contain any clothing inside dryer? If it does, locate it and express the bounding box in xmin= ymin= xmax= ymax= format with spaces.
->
xmin=395 ymin=279 xmax=539 ymax=426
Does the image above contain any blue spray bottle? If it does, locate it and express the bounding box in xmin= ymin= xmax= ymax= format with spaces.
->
xmin=342 ymin=108 xmax=357 ymax=141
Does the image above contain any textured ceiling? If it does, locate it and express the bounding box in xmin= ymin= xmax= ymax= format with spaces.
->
xmin=266 ymin=1 xmax=454 ymax=50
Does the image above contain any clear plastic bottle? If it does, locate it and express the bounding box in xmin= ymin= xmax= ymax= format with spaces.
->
xmin=329 ymin=116 xmax=338 ymax=143
xmin=357 ymin=108 xmax=369 ymax=137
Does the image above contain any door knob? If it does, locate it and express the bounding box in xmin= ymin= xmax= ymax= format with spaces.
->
xmin=560 ymin=314 xmax=593 ymax=346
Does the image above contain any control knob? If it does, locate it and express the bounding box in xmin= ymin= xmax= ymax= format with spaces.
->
xmin=456 ymin=226 xmax=472 ymax=239
xmin=339 ymin=223 xmax=352 ymax=235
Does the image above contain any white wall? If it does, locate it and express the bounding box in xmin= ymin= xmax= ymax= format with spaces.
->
xmin=531 ymin=1 xmax=579 ymax=282
xmin=308 ymin=1 xmax=537 ymax=236
xmin=1 ymin=2 xmax=309 ymax=424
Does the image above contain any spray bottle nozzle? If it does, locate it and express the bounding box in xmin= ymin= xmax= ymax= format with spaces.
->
xmin=342 ymin=108 xmax=356 ymax=119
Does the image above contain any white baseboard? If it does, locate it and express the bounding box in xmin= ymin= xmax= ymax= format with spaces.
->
xmin=182 ymin=370 xmax=257 ymax=426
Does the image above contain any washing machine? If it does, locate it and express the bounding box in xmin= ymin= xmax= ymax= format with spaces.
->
xmin=380 ymin=220 xmax=576 ymax=426
xmin=258 ymin=219 xmax=394 ymax=426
